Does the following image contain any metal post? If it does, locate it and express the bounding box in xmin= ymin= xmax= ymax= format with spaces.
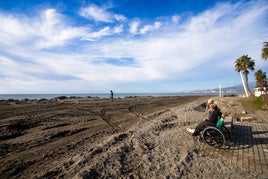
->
xmin=219 ymin=84 xmax=221 ymax=97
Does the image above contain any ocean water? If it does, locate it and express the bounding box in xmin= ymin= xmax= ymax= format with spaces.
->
xmin=0 ymin=93 xmax=217 ymax=100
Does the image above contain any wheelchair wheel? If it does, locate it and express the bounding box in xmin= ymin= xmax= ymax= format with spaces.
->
xmin=222 ymin=126 xmax=231 ymax=142
xmin=203 ymin=127 xmax=225 ymax=148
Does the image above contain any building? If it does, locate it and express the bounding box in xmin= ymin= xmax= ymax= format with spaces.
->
xmin=254 ymin=87 xmax=267 ymax=97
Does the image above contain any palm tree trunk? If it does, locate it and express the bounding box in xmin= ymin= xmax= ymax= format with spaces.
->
xmin=240 ymin=72 xmax=249 ymax=97
xmin=243 ymin=73 xmax=251 ymax=96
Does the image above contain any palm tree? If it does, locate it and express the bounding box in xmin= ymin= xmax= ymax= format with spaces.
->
xmin=254 ymin=69 xmax=267 ymax=87
xmin=262 ymin=42 xmax=268 ymax=60
xmin=234 ymin=55 xmax=255 ymax=96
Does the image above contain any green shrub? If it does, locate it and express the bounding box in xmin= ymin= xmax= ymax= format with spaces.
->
xmin=242 ymin=96 xmax=267 ymax=110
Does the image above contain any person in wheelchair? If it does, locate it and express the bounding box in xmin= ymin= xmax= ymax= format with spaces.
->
xmin=206 ymin=99 xmax=214 ymax=118
xmin=187 ymin=103 xmax=222 ymax=136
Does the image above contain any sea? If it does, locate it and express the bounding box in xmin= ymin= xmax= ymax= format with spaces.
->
xmin=0 ymin=93 xmax=218 ymax=100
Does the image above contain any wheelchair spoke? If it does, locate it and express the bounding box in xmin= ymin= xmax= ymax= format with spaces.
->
xmin=222 ymin=126 xmax=231 ymax=141
xmin=202 ymin=127 xmax=225 ymax=148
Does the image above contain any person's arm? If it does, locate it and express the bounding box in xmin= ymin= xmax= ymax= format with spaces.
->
xmin=208 ymin=109 xmax=222 ymax=124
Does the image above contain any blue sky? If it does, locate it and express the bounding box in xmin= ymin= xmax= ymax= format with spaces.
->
xmin=0 ymin=0 xmax=268 ymax=94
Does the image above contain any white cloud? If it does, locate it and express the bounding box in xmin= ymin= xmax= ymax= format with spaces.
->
xmin=129 ymin=20 xmax=140 ymax=34
xmin=113 ymin=24 xmax=124 ymax=33
xmin=82 ymin=26 xmax=111 ymax=41
xmin=0 ymin=9 xmax=89 ymax=49
xmin=79 ymin=1 xmax=268 ymax=83
xmin=35 ymin=9 xmax=88 ymax=49
xmin=79 ymin=4 xmax=126 ymax=23
xmin=140 ymin=21 xmax=161 ymax=34
xmin=0 ymin=12 xmax=34 ymax=45
xmin=0 ymin=1 xmax=268 ymax=93
xmin=114 ymin=14 xmax=126 ymax=22
xmin=171 ymin=15 xmax=180 ymax=23
xmin=129 ymin=20 xmax=161 ymax=35
xmin=0 ymin=8 xmax=125 ymax=49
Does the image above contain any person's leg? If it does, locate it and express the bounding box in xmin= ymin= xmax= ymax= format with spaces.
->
xmin=193 ymin=121 xmax=207 ymax=136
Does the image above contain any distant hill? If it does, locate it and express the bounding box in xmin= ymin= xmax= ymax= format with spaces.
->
xmin=189 ymin=81 xmax=255 ymax=95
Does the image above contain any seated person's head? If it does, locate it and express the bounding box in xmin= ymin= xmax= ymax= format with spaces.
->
xmin=209 ymin=104 xmax=217 ymax=111
xmin=207 ymin=99 xmax=214 ymax=107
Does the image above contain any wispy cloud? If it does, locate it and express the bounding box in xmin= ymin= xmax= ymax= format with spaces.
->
xmin=0 ymin=9 xmax=88 ymax=49
xmin=129 ymin=20 xmax=140 ymax=34
xmin=129 ymin=20 xmax=162 ymax=35
xmin=0 ymin=0 xmax=267 ymax=93
xmin=113 ymin=24 xmax=124 ymax=33
xmin=79 ymin=4 xmax=126 ymax=23
xmin=140 ymin=21 xmax=161 ymax=34
xmin=82 ymin=26 xmax=111 ymax=41
xmin=36 ymin=9 xmax=88 ymax=49
xmin=171 ymin=15 xmax=180 ymax=23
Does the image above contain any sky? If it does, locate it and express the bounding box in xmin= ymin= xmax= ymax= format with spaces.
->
xmin=0 ymin=0 xmax=268 ymax=94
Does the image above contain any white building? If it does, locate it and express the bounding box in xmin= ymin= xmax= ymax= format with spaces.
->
xmin=254 ymin=87 xmax=267 ymax=97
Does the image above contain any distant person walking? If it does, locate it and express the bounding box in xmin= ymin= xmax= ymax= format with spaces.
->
xmin=110 ymin=90 xmax=114 ymax=101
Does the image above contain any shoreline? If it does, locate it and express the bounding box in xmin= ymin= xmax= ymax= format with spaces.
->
xmin=0 ymin=93 xmax=230 ymax=100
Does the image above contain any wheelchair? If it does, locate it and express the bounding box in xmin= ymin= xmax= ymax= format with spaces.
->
xmin=199 ymin=124 xmax=231 ymax=148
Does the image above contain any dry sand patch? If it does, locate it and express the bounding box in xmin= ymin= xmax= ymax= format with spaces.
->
xmin=0 ymin=96 xmax=266 ymax=178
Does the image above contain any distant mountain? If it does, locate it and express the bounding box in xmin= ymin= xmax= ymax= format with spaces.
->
xmin=189 ymin=81 xmax=255 ymax=95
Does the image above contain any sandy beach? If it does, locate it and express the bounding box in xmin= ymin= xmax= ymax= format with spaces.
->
xmin=0 ymin=96 xmax=267 ymax=178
